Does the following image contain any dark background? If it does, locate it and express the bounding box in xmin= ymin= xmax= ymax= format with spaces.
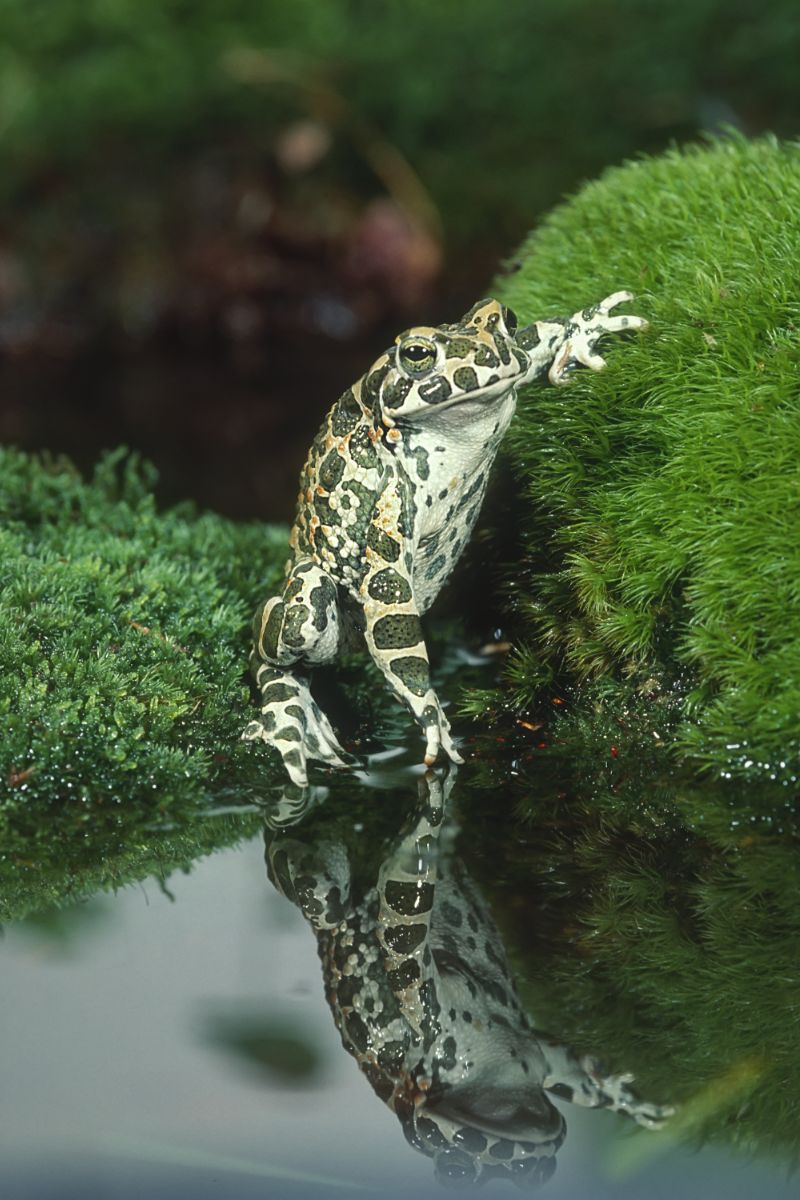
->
xmin=2 ymin=0 xmax=799 ymax=521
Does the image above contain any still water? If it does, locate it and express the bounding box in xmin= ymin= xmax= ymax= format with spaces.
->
xmin=2 ymin=765 xmax=797 ymax=1199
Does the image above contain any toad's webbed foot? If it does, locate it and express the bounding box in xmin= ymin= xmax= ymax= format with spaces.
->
xmin=259 ymin=782 xmax=330 ymax=831
xmin=422 ymin=697 xmax=464 ymax=768
xmin=548 ymin=290 xmax=648 ymax=385
xmin=245 ymin=558 xmax=353 ymax=787
xmin=243 ymin=666 xmax=352 ymax=788
xmin=575 ymin=1056 xmax=675 ymax=1130
xmin=542 ymin=1042 xmax=673 ymax=1130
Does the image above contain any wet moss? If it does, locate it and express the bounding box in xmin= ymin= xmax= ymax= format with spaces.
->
xmin=0 ymin=447 xmax=287 ymax=916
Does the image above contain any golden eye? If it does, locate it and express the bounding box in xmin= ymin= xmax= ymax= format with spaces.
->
xmin=398 ymin=336 xmax=437 ymax=376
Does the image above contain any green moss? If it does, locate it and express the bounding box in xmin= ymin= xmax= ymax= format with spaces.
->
xmin=0 ymin=447 xmax=289 ymax=916
xmin=491 ymin=135 xmax=800 ymax=781
xmin=0 ymin=448 xmax=471 ymax=921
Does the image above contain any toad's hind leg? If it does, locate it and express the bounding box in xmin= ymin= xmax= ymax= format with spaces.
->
xmin=242 ymin=559 xmax=349 ymax=787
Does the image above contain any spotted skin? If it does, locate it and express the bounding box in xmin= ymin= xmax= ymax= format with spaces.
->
xmin=265 ymin=770 xmax=672 ymax=1188
xmin=245 ymin=292 xmax=647 ymax=785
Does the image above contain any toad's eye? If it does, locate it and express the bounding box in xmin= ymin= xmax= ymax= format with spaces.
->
xmin=398 ymin=336 xmax=437 ymax=376
xmin=501 ymin=305 xmax=518 ymax=334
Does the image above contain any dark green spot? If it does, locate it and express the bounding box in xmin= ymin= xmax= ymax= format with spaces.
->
xmin=364 ymin=1062 xmax=393 ymax=1102
xmin=367 ymin=568 xmax=412 ymax=604
xmin=255 ymin=600 xmax=284 ymax=660
xmin=495 ymin=336 xmax=512 ymax=365
xmin=282 ymin=602 xmax=309 ymax=647
xmin=312 ymin=492 xmax=335 ymax=528
xmin=366 ymin=523 xmax=401 ymax=562
xmin=417 ymin=1117 xmax=449 ymax=1150
xmin=318 ymin=451 xmax=345 ymax=492
xmin=474 ymin=345 xmax=499 ymax=368
xmin=384 ymin=923 xmax=427 ymax=954
xmin=309 ymin=577 xmax=337 ymax=631
xmin=345 ymin=1012 xmax=370 ymax=1053
xmin=453 ymin=365 xmax=479 ymax=391
xmin=384 ymin=879 xmax=433 ymax=916
xmin=454 ymin=1127 xmax=487 ymax=1153
xmin=410 ymin=445 xmax=430 ymax=480
xmin=382 ymin=376 xmax=413 ymax=410
xmin=363 ymin=363 xmax=390 ymax=404
xmin=350 ymin=425 xmax=379 ymax=471
xmin=389 ymin=654 xmax=429 ymax=696
xmin=444 ymin=337 xmax=474 ymax=359
xmin=440 ymin=900 xmax=463 ymax=927
xmin=438 ymin=1035 xmax=457 ymax=1071
xmin=425 ymin=553 xmax=447 ymax=580
xmin=261 ymin=681 xmax=296 ymax=704
xmin=373 ymin=613 xmax=421 ymax=650
xmin=331 ymin=390 xmax=362 ymax=437
xmin=417 ymin=375 xmax=453 ymax=405
xmin=378 ymin=1040 xmax=406 ymax=1074
xmin=387 ymin=959 xmax=421 ymax=989
xmin=336 ymin=976 xmax=357 ymax=1007
xmin=459 ymin=474 xmax=484 ymax=509
xmin=275 ymin=725 xmax=302 ymax=742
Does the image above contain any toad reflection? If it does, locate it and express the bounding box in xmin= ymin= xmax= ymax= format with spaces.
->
xmin=264 ymin=770 xmax=671 ymax=1188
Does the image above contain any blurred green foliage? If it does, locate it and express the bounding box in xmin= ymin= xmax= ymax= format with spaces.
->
xmin=2 ymin=0 xmax=800 ymax=244
xmin=478 ymin=135 xmax=800 ymax=783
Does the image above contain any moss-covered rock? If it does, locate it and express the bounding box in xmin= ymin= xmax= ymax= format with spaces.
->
xmin=0 ymin=447 xmax=290 ymax=916
xmin=491 ymin=135 xmax=800 ymax=782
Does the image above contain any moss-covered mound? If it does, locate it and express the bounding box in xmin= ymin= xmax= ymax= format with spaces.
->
xmin=0 ymin=448 xmax=465 ymax=920
xmin=0 ymin=448 xmax=286 ymax=843
xmin=493 ymin=135 xmax=800 ymax=781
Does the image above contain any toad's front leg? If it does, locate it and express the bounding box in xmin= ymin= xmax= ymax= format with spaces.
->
xmin=542 ymin=1043 xmax=674 ymax=1130
xmin=243 ymin=557 xmax=349 ymax=787
xmin=359 ymin=486 xmax=462 ymax=768
xmin=519 ymin=290 xmax=647 ymax=386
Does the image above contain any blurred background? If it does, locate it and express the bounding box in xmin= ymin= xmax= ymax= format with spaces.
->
xmin=1 ymin=0 xmax=799 ymax=521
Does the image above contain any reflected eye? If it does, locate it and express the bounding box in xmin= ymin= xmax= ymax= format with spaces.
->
xmin=398 ymin=337 xmax=438 ymax=376
xmin=501 ymin=306 xmax=518 ymax=334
